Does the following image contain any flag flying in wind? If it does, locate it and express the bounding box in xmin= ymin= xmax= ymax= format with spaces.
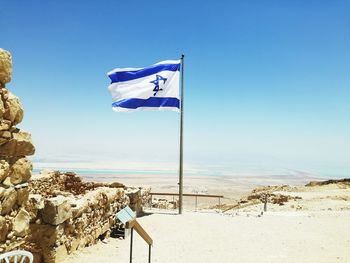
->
xmin=107 ymin=60 xmax=181 ymax=112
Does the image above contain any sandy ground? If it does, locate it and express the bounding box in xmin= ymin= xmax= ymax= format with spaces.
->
xmin=62 ymin=211 xmax=350 ymax=263
xmin=62 ymin=183 xmax=350 ymax=263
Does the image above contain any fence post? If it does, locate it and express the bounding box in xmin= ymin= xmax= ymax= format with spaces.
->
xmin=264 ymin=194 xmax=268 ymax=212
xmin=150 ymin=194 xmax=153 ymax=209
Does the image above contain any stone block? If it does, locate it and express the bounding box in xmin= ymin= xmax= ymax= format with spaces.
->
xmin=0 ymin=130 xmax=35 ymax=157
xmin=12 ymin=208 xmax=30 ymax=237
xmin=17 ymin=187 xmax=29 ymax=205
xmin=0 ymin=131 xmax=11 ymax=145
xmin=10 ymin=157 xmax=32 ymax=184
xmin=0 ymin=160 xmax=10 ymax=182
xmin=0 ymin=120 xmax=11 ymax=131
xmin=3 ymin=92 xmax=24 ymax=126
xmin=0 ymin=216 xmax=8 ymax=241
xmin=0 ymin=187 xmax=17 ymax=215
xmin=42 ymin=196 xmax=72 ymax=225
xmin=1 ymin=88 xmax=8 ymax=100
xmin=0 ymin=48 xmax=12 ymax=85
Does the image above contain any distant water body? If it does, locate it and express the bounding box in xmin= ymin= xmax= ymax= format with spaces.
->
xmin=32 ymin=168 xmax=177 ymax=182
xmin=32 ymin=166 xmax=349 ymax=182
xmin=32 ymin=168 xmax=177 ymax=176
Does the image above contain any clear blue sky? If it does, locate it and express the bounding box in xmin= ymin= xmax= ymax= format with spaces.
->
xmin=1 ymin=0 xmax=349 ymax=177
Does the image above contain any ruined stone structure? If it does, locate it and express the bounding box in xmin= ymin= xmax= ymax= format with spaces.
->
xmin=25 ymin=171 xmax=151 ymax=263
xmin=151 ymin=198 xmax=178 ymax=210
xmin=26 ymin=171 xmax=129 ymax=263
xmin=0 ymin=49 xmax=150 ymax=263
xmin=0 ymin=48 xmax=35 ymax=253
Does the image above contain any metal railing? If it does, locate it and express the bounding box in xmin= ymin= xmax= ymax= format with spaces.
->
xmin=149 ymin=192 xmax=224 ymax=210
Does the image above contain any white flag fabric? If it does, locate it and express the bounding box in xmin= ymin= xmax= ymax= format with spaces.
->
xmin=107 ymin=60 xmax=181 ymax=112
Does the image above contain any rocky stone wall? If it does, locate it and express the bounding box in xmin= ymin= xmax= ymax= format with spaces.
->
xmin=0 ymin=48 xmax=35 ymax=253
xmin=24 ymin=171 xmax=150 ymax=263
xmin=24 ymin=171 xmax=129 ymax=263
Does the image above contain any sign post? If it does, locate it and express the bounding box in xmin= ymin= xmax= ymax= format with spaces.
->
xmin=116 ymin=206 xmax=153 ymax=263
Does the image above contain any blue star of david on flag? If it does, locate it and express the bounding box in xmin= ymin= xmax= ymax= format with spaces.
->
xmin=150 ymin=75 xmax=167 ymax=96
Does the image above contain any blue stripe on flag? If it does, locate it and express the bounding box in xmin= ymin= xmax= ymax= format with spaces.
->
xmin=112 ymin=97 xmax=180 ymax=109
xmin=109 ymin=63 xmax=180 ymax=83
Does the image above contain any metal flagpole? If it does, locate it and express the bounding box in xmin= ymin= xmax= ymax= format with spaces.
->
xmin=179 ymin=54 xmax=185 ymax=214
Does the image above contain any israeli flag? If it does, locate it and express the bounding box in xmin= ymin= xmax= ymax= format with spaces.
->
xmin=107 ymin=60 xmax=181 ymax=112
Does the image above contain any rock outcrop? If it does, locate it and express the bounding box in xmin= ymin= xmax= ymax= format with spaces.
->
xmin=0 ymin=48 xmax=35 ymax=254
xmin=306 ymin=178 xmax=350 ymax=187
xmin=237 ymin=185 xmax=302 ymax=207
